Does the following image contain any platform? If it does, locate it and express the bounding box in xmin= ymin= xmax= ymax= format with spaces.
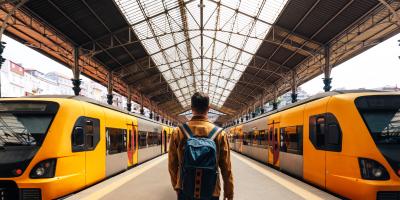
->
xmin=66 ymin=152 xmax=340 ymax=200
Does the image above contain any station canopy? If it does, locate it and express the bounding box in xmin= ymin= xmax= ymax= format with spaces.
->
xmin=114 ymin=0 xmax=288 ymax=108
xmin=14 ymin=0 xmax=399 ymax=123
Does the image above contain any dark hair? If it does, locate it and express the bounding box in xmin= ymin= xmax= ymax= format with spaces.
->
xmin=191 ymin=92 xmax=209 ymax=114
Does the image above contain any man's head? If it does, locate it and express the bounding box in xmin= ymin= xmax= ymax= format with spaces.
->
xmin=191 ymin=92 xmax=210 ymax=116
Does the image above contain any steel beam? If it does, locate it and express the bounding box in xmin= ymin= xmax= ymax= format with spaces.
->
xmin=80 ymin=0 xmax=149 ymax=77
xmin=178 ymin=0 xmax=197 ymax=91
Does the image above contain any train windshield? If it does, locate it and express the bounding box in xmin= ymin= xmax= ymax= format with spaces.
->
xmin=355 ymin=96 xmax=400 ymax=145
xmin=0 ymin=114 xmax=53 ymax=147
xmin=355 ymin=95 xmax=400 ymax=176
xmin=0 ymin=101 xmax=59 ymax=177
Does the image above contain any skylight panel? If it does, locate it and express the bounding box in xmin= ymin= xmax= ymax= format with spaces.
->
xmin=114 ymin=0 xmax=288 ymax=109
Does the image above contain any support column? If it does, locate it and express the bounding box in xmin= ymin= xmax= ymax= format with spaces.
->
xmin=140 ymin=94 xmax=144 ymax=115
xmin=150 ymin=104 xmax=154 ymax=119
xmin=252 ymin=104 xmax=256 ymax=118
xmin=107 ymin=72 xmax=113 ymax=105
xmin=260 ymin=91 xmax=265 ymax=114
xmin=291 ymin=70 xmax=298 ymax=103
xmin=71 ymin=47 xmax=81 ymax=96
xmin=0 ymin=41 xmax=5 ymax=67
xmin=323 ymin=45 xmax=332 ymax=92
xmin=127 ymin=87 xmax=132 ymax=112
xmin=272 ymin=87 xmax=278 ymax=110
xmin=0 ymin=41 xmax=5 ymax=98
xmin=156 ymin=110 xmax=160 ymax=121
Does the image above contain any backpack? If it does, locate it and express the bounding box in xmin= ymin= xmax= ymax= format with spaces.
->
xmin=179 ymin=122 xmax=223 ymax=200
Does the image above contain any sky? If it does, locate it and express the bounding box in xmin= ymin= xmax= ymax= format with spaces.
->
xmin=2 ymin=32 xmax=400 ymax=97
xmin=300 ymin=33 xmax=400 ymax=95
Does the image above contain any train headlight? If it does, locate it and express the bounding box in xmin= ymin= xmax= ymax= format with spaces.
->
xmin=359 ymin=158 xmax=389 ymax=180
xmin=30 ymin=159 xmax=57 ymax=179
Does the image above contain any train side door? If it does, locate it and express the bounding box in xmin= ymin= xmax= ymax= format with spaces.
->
xmin=132 ymin=124 xmax=138 ymax=164
xmin=267 ymin=122 xmax=274 ymax=165
xmin=303 ymin=98 xmax=330 ymax=188
xmin=82 ymin=105 xmax=105 ymax=186
xmin=267 ymin=120 xmax=280 ymax=166
xmin=126 ymin=119 xmax=134 ymax=167
xmin=272 ymin=121 xmax=280 ymax=167
xmin=163 ymin=130 xmax=167 ymax=153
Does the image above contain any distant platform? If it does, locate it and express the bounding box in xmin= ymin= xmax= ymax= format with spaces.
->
xmin=66 ymin=152 xmax=339 ymax=200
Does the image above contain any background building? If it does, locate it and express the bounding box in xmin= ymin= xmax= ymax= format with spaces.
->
xmin=0 ymin=59 xmax=134 ymax=110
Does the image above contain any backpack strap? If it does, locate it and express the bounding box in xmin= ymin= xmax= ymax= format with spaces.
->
xmin=179 ymin=123 xmax=193 ymax=139
xmin=208 ymin=126 xmax=223 ymax=140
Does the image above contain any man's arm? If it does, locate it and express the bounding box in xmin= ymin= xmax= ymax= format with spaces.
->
xmin=219 ymin=132 xmax=234 ymax=199
xmin=168 ymin=129 xmax=179 ymax=190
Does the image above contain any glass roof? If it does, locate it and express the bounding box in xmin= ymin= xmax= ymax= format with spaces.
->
xmin=114 ymin=0 xmax=288 ymax=108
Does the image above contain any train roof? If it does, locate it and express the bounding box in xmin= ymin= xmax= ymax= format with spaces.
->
xmin=7 ymin=95 xmax=171 ymax=127
xmin=231 ymin=89 xmax=390 ymax=126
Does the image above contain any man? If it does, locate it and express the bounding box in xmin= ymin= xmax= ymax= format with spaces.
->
xmin=168 ymin=92 xmax=234 ymax=200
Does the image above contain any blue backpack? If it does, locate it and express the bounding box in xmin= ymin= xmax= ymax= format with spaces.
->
xmin=179 ymin=123 xmax=223 ymax=199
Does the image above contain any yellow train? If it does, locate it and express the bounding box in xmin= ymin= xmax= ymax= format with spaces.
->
xmin=227 ymin=91 xmax=400 ymax=200
xmin=0 ymin=95 xmax=174 ymax=199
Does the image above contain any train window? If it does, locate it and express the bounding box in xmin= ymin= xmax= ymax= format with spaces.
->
xmin=309 ymin=113 xmax=342 ymax=152
xmin=148 ymin=132 xmax=154 ymax=146
xmin=106 ymin=128 xmax=127 ymax=155
xmin=72 ymin=126 xmax=84 ymax=150
xmin=316 ymin=117 xmax=325 ymax=147
xmin=327 ymin=124 xmax=339 ymax=145
xmin=139 ymin=131 xmax=147 ymax=148
xmin=260 ymin=130 xmax=267 ymax=148
xmin=148 ymin=132 xmax=156 ymax=146
xmin=72 ymin=117 xmax=100 ymax=152
xmin=244 ymin=132 xmax=252 ymax=145
xmin=254 ymin=131 xmax=259 ymax=145
xmin=280 ymin=126 xmax=303 ymax=155
xmin=85 ymin=118 xmax=100 ymax=150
